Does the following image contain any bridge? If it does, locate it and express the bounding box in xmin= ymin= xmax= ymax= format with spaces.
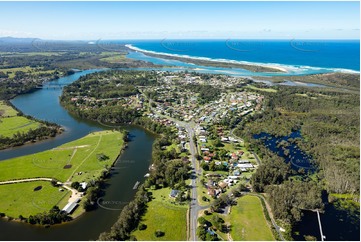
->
xmin=36 ymin=84 xmax=66 ymax=89
xmin=310 ymin=209 xmax=326 ymax=241
xmin=316 ymin=209 xmax=326 ymax=241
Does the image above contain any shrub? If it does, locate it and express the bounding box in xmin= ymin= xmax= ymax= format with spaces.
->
xmin=138 ymin=223 xmax=147 ymax=230
xmin=155 ymin=230 xmax=165 ymax=237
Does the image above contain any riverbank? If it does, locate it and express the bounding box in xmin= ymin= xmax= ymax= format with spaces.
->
xmin=0 ymin=100 xmax=63 ymax=150
xmin=0 ymin=130 xmax=125 ymax=221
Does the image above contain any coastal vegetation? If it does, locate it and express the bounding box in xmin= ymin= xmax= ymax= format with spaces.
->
xmin=260 ymin=72 xmax=360 ymax=90
xmin=129 ymin=50 xmax=284 ymax=73
xmin=234 ymin=84 xmax=360 ymax=230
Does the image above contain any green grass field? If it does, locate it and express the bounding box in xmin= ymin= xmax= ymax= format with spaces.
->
xmin=230 ymin=195 xmax=274 ymax=241
xmin=100 ymin=54 xmax=126 ymax=63
xmin=0 ymin=116 xmax=40 ymax=137
xmin=0 ymin=130 xmax=124 ymax=183
xmin=246 ymin=85 xmax=278 ymax=93
xmin=0 ymin=101 xmax=42 ymax=138
xmin=0 ymin=181 xmax=70 ymax=218
xmin=0 ymin=101 xmax=18 ymax=117
xmin=0 ymin=66 xmax=55 ymax=78
xmin=132 ymin=188 xmax=188 ymax=241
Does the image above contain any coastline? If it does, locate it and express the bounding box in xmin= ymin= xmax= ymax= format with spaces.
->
xmin=125 ymin=44 xmax=360 ymax=75
xmin=125 ymin=44 xmax=287 ymax=73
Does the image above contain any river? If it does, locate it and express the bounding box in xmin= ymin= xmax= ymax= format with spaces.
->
xmin=0 ymin=70 xmax=156 ymax=240
xmin=0 ymin=68 xmax=358 ymax=241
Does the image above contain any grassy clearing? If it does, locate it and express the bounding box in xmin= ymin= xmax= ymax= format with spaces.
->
xmin=0 ymin=52 xmax=61 ymax=57
xmin=0 ymin=101 xmax=43 ymax=138
xmin=100 ymin=54 xmax=126 ymax=63
xmin=0 ymin=66 xmax=55 ymax=78
xmin=0 ymin=101 xmax=18 ymax=117
xmin=0 ymin=116 xmax=40 ymax=137
xmin=246 ymin=85 xmax=278 ymax=93
xmin=0 ymin=130 xmax=124 ymax=183
xmin=0 ymin=181 xmax=70 ymax=218
xmin=230 ymin=195 xmax=274 ymax=241
xmin=132 ymin=188 xmax=188 ymax=241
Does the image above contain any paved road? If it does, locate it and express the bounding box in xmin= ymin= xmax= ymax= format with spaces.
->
xmin=185 ymin=123 xmax=202 ymax=241
xmin=147 ymin=101 xmax=202 ymax=241
xmin=0 ymin=177 xmax=54 ymax=185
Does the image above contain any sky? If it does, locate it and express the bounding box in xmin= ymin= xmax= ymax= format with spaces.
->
xmin=0 ymin=1 xmax=359 ymax=40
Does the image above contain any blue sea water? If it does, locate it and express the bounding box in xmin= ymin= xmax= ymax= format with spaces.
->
xmin=125 ymin=39 xmax=360 ymax=73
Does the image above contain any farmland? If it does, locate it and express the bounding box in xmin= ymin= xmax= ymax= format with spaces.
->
xmin=0 ymin=181 xmax=70 ymax=218
xmin=0 ymin=130 xmax=124 ymax=183
xmin=0 ymin=101 xmax=41 ymax=138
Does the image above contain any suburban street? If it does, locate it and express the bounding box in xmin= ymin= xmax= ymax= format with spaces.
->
xmin=148 ymin=99 xmax=202 ymax=240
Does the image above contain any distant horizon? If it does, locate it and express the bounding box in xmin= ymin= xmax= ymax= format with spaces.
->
xmin=1 ymin=36 xmax=360 ymax=41
xmin=0 ymin=1 xmax=359 ymax=40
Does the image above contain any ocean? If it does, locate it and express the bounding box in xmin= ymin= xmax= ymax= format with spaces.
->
xmin=124 ymin=39 xmax=360 ymax=73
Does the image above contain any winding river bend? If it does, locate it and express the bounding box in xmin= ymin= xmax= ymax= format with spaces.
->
xmin=0 ymin=70 xmax=156 ymax=240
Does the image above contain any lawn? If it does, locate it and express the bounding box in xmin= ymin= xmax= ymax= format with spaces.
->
xmin=0 ymin=130 xmax=124 ymax=183
xmin=0 ymin=116 xmax=40 ymax=137
xmin=246 ymin=85 xmax=278 ymax=93
xmin=0 ymin=66 xmax=56 ymax=78
xmin=0 ymin=101 xmax=42 ymax=138
xmin=230 ymin=195 xmax=274 ymax=241
xmin=100 ymin=54 xmax=126 ymax=63
xmin=0 ymin=181 xmax=70 ymax=218
xmin=132 ymin=188 xmax=188 ymax=241
xmin=0 ymin=101 xmax=18 ymax=117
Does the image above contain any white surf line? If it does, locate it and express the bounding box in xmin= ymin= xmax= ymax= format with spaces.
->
xmin=126 ymin=44 xmax=360 ymax=74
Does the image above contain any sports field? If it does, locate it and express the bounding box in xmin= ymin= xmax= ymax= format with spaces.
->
xmin=230 ymin=195 xmax=274 ymax=241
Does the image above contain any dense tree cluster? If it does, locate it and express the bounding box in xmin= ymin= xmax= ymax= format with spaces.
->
xmin=98 ymin=186 xmax=150 ymax=241
xmin=27 ymin=206 xmax=71 ymax=225
xmin=250 ymin=148 xmax=292 ymax=192
xmin=185 ymin=84 xmax=222 ymax=104
xmin=0 ymin=126 xmax=60 ymax=150
xmin=144 ymin=136 xmax=189 ymax=189
xmin=266 ymin=180 xmax=323 ymax=224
